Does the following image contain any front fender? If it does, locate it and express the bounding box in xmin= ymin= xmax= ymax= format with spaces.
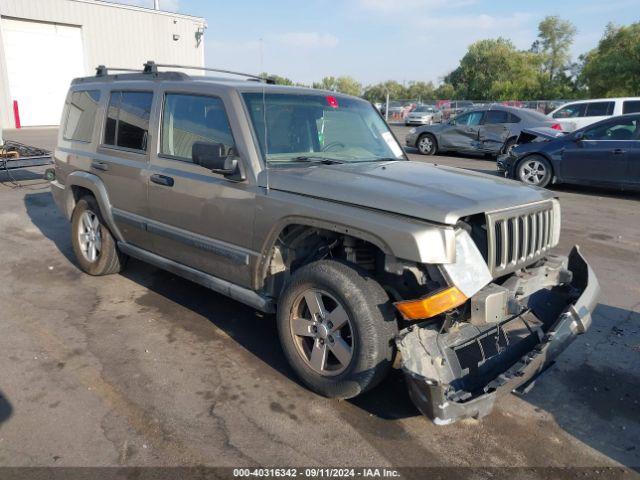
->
xmin=63 ymin=171 xmax=124 ymax=241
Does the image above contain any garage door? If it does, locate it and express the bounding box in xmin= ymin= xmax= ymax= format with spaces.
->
xmin=1 ymin=18 xmax=85 ymax=126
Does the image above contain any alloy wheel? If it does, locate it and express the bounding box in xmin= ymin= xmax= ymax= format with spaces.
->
xmin=418 ymin=136 xmax=434 ymax=154
xmin=289 ymin=289 xmax=354 ymax=376
xmin=78 ymin=210 xmax=102 ymax=262
xmin=520 ymin=159 xmax=547 ymax=185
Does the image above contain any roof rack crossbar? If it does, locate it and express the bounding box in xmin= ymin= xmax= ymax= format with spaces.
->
xmin=143 ymin=61 xmax=275 ymax=84
xmin=96 ymin=65 xmax=141 ymax=76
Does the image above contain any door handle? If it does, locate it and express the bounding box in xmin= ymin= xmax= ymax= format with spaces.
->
xmin=150 ymin=174 xmax=174 ymax=187
xmin=612 ymin=148 xmax=626 ymax=155
xmin=91 ymin=160 xmax=109 ymax=171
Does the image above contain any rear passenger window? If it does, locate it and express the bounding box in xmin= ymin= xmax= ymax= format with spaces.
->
xmin=484 ymin=110 xmax=509 ymax=124
xmin=585 ymin=102 xmax=615 ymax=117
xmin=508 ymin=113 xmax=521 ymax=123
xmin=623 ymin=101 xmax=640 ymax=114
xmin=160 ymin=93 xmax=235 ymax=161
xmin=104 ymin=91 xmax=153 ymax=152
xmin=63 ymin=90 xmax=100 ymax=142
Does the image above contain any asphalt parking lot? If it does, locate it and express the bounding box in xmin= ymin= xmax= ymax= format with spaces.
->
xmin=0 ymin=127 xmax=638 ymax=472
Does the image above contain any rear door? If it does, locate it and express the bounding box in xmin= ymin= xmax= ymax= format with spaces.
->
xmin=95 ymin=89 xmax=155 ymax=250
xmin=477 ymin=110 xmax=512 ymax=153
xmin=559 ymin=117 xmax=634 ymax=188
xmin=145 ymin=90 xmax=257 ymax=288
xmin=440 ymin=110 xmax=484 ymax=151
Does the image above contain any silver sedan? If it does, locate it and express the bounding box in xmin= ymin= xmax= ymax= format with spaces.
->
xmin=404 ymin=105 xmax=442 ymax=126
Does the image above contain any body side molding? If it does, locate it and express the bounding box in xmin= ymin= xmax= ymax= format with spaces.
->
xmin=118 ymin=242 xmax=273 ymax=313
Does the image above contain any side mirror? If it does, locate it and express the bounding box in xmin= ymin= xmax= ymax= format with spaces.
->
xmin=192 ymin=142 xmax=243 ymax=180
xmin=573 ymin=131 xmax=584 ymax=142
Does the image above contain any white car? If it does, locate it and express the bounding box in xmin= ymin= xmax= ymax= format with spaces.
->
xmin=549 ymin=97 xmax=640 ymax=131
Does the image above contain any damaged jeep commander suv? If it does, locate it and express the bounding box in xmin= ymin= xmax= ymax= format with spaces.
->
xmin=49 ymin=62 xmax=599 ymax=424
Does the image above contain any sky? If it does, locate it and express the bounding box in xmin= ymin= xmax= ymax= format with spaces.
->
xmin=112 ymin=0 xmax=640 ymax=86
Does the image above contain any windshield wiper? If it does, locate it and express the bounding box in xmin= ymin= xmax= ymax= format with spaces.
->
xmin=292 ymin=156 xmax=344 ymax=165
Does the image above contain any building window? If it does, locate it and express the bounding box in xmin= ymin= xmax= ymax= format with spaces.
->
xmin=161 ymin=93 xmax=236 ymax=162
xmin=104 ymin=91 xmax=154 ymax=151
xmin=63 ymin=90 xmax=101 ymax=142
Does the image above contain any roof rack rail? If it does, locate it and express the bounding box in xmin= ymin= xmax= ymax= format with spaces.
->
xmin=143 ymin=61 xmax=276 ymax=84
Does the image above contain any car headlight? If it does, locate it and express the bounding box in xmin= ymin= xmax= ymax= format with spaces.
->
xmin=409 ymin=128 xmax=416 ymax=134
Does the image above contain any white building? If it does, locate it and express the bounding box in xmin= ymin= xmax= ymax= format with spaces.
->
xmin=0 ymin=0 xmax=206 ymax=129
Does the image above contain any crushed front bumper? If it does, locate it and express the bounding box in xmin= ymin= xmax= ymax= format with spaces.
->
xmin=396 ymin=246 xmax=599 ymax=425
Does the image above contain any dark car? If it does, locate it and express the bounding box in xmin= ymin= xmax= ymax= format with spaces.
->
xmin=406 ymin=105 xmax=561 ymax=157
xmin=497 ymin=113 xmax=640 ymax=190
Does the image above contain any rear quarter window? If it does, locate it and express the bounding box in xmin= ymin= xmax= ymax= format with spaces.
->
xmin=623 ymin=100 xmax=640 ymax=114
xmin=63 ymin=90 xmax=101 ymax=142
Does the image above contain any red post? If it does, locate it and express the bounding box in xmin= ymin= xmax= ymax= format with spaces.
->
xmin=13 ymin=100 xmax=21 ymax=129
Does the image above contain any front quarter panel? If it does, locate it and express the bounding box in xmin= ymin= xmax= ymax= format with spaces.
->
xmin=252 ymin=189 xmax=457 ymax=288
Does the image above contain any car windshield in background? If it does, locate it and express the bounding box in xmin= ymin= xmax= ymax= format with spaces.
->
xmin=242 ymin=92 xmax=405 ymax=165
xmin=414 ymin=106 xmax=435 ymax=113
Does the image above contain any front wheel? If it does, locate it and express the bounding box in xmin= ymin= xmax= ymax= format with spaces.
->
xmin=277 ymin=260 xmax=397 ymax=399
xmin=517 ymin=155 xmax=552 ymax=188
xmin=417 ymin=133 xmax=437 ymax=155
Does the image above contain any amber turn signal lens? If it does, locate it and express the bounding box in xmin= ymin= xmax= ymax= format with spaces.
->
xmin=394 ymin=286 xmax=467 ymax=321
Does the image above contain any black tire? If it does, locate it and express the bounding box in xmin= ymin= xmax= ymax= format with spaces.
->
xmin=416 ymin=133 xmax=437 ymax=155
xmin=277 ymin=260 xmax=397 ymax=399
xmin=502 ymin=137 xmax=518 ymax=155
xmin=516 ymin=155 xmax=552 ymax=188
xmin=71 ymin=195 xmax=127 ymax=275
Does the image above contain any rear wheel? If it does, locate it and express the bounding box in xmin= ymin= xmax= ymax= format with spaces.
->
xmin=71 ymin=196 xmax=127 ymax=275
xmin=277 ymin=260 xmax=397 ymax=399
xmin=417 ymin=133 xmax=437 ymax=155
xmin=517 ymin=155 xmax=552 ymax=188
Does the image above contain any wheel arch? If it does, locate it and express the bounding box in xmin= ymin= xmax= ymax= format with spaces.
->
xmin=64 ymin=171 xmax=124 ymax=241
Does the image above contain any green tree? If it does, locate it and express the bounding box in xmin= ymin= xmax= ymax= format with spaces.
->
xmin=536 ymin=16 xmax=577 ymax=83
xmin=362 ymin=81 xmax=407 ymax=103
xmin=313 ymin=76 xmax=362 ymax=96
xmin=313 ymin=76 xmax=338 ymax=91
xmin=580 ymin=22 xmax=640 ymax=97
xmin=335 ymin=76 xmax=363 ymax=96
xmin=405 ymin=81 xmax=436 ymax=102
xmin=434 ymin=83 xmax=456 ymax=99
xmin=444 ymin=38 xmax=543 ymax=100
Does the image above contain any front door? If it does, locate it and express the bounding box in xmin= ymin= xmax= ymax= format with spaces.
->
xmin=440 ymin=110 xmax=484 ymax=152
xmin=146 ymin=92 xmax=257 ymax=288
xmin=560 ymin=117 xmax=634 ymax=187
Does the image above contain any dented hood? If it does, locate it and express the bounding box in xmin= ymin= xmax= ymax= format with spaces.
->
xmin=268 ymin=160 xmax=554 ymax=225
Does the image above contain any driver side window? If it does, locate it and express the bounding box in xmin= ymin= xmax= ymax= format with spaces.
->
xmin=583 ymin=119 xmax=638 ymax=141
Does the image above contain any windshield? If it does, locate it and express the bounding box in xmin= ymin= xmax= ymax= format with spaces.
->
xmin=414 ymin=106 xmax=435 ymax=113
xmin=243 ymin=92 xmax=405 ymax=165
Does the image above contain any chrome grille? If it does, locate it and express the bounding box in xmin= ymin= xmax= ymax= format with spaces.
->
xmin=486 ymin=201 xmax=556 ymax=277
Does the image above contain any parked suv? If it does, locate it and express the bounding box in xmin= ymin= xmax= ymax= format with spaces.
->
xmin=549 ymin=97 xmax=640 ymax=131
xmin=49 ymin=63 xmax=599 ymax=424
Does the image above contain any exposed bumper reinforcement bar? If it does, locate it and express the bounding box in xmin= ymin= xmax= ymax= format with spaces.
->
xmin=397 ymin=246 xmax=599 ymax=425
